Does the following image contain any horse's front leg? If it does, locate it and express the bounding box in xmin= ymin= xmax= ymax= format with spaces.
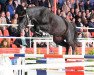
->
xmin=39 ymin=24 xmax=51 ymax=33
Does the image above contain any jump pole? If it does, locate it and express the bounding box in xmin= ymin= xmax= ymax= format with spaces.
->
xmin=58 ymin=46 xmax=63 ymax=55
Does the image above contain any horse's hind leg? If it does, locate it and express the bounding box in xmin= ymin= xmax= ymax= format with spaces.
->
xmin=66 ymin=35 xmax=76 ymax=54
xmin=66 ymin=45 xmax=70 ymax=55
xmin=59 ymin=40 xmax=70 ymax=55
xmin=63 ymin=42 xmax=70 ymax=55
xmin=71 ymin=45 xmax=75 ymax=55
xmin=61 ymin=41 xmax=75 ymax=55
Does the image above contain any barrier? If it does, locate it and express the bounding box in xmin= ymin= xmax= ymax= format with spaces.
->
xmin=3 ymin=54 xmax=94 ymax=58
xmin=0 ymin=54 xmax=94 ymax=75
xmin=1 ymin=53 xmax=94 ymax=58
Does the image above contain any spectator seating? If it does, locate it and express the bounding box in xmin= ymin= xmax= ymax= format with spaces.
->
xmin=0 ymin=30 xmax=3 ymax=36
xmin=91 ymin=32 xmax=94 ymax=37
xmin=3 ymin=28 xmax=9 ymax=36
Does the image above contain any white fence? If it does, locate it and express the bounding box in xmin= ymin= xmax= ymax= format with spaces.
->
xmin=0 ymin=37 xmax=94 ymax=55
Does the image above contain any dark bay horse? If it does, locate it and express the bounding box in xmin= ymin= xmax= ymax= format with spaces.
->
xmin=18 ymin=6 xmax=78 ymax=54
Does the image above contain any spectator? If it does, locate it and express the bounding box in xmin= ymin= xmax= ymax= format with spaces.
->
xmin=6 ymin=0 xmax=15 ymax=18
xmin=76 ymin=18 xmax=84 ymax=27
xmin=6 ymin=11 xmax=12 ymax=24
xmin=66 ymin=11 xmax=73 ymax=22
xmin=82 ymin=28 xmax=91 ymax=38
xmin=78 ymin=11 xmax=82 ymax=18
xmin=88 ymin=18 xmax=94 ymax=28
xmin=84 ymin=0 xmax=91 ymax=11
xmin=39 ymin=42 xmax=47 ymax=47
xmin=24 ymin=27 xmax=33 ymax=37
xmin=71 ymin=18 xmax=76 ymax=25
xmin=24 ymin=27 xmax=33 ymax=47
xmin=0 ymin=39 xmax=10 ymax=48
xmin=49 ymin=0 xmax=54 ymax=7
xmin=86 ymin=42 xmax=93 ymax=47
xmin=70 ymin=8 xmax=75 ymax=18
xmin=0 ymin=29 xmax=3 ymax=36
xmin=85 ymin=9 xmax=90 ymax=20
xmin=81 ymin=11 xmax=88 ymax=27
xmin=81 ymin=11 xmax=86 ymax=19
xmin=57 ymin=0 xmax=64 ymax=9
xmin=57 ymin=8 xmax=61 ymax=16
xmin=21 ymin=2 xmax=27 ymax=10
xmin=78 ymin=27 xmax=91 ymax=38
xmin=89 ymin=11 xmax=94 ymax=23
xmin=0 ymin=0 xmax=7 ymax=11
xmin=0 ymin=4 xmax=2 ymax=12
xmin=66 ymin=0 xmax=72 ymax=8
xmin=27 ymin=0 xmax=32 ymax=4
xmin=8 ymin=18 xmax=18 ymax=36
xmin=14 ymin=29 xmax=30 ymax=48
xmin=16 ymin=4 xmax=25 ymax=22
xmin=79 ymin=1 xmax=85 ymax=11
xmin=0 ymin=11 xmax=7 ymax=24
xmin=24 ymin=27 xmax=30 ymax=37
xmin=27 ymin=0 xmax=38 ymax=6
xmin=62 ymin=1 xmax=70 ymax=13
xmin=43 ymin=0 xmax=49 ymax=7
xmin=37 ymin=42 xmax=47 ymax=47
xmin=10 ymin=38 xmax=17 ymax=48
xmin=13 ymin=13 xmax=18 ymax=19
xmin=3 ymin=26 xmax=9 ymax=36
xmin=74 ymin=0 xmax=79 ymax=9
xmin=28 ymin=4 xmax=35 ymax=8
xmin=0 ymin=16 xmax=1 ymax=24
xmin=60 ymin=10 xmax=66 ymax=18
xmin=13 ymin=13 xmax=19 ymax=23
xmin=13 ymin=0 xmax=19 ymax=9
xmin=74 ymin=8 xmax=80 ymax=18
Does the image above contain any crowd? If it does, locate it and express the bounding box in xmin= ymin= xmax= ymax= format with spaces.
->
xmin=0 ymin=0 xmax=94 ymax=48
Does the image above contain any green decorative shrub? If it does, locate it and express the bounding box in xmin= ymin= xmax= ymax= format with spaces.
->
xmin=87 ymin=49 xmax=94 ymax=55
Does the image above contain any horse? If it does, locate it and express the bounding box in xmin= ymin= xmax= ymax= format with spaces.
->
xmin=18 ymin=6 xmax=79 ymax=54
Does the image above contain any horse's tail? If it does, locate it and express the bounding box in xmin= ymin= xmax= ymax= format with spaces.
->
xmin=72 ymin=23 xmax=78 ymax=45
xmin=61 ymin=17 xmax=80 ymax=46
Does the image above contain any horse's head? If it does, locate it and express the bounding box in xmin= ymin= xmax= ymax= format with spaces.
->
xmin=18 ymin=12 xmax=42 ymax=37
xmin=18 ymin=6 xmax=51 ymax=37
